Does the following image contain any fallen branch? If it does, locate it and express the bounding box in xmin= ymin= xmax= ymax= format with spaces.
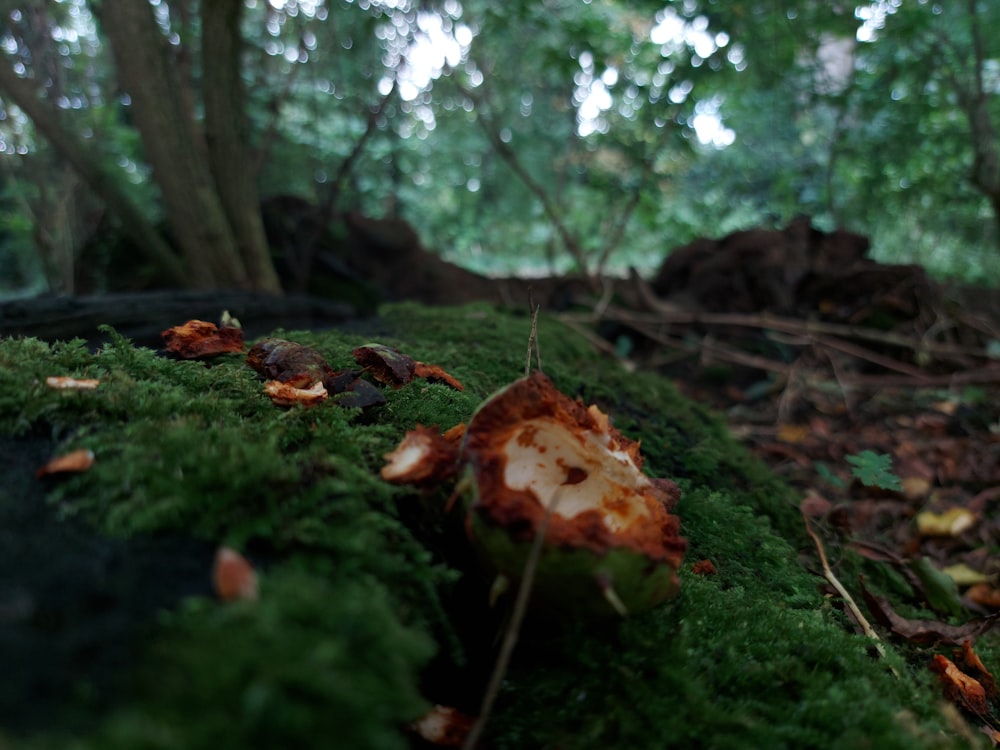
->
xmin=801 ymin=509 xmax=898 ymax=676
xmin=614 ymin=270 xmax=997 ymax=364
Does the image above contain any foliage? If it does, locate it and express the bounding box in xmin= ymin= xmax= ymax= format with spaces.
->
xmin=1 ymin=1 xmax=998 ymax=290
xmin=846 ymin=449 xmax=904 ymax=492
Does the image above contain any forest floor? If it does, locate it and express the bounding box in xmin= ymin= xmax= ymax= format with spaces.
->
xmin=679 ymin=360 xmax=1000 ymax=628
xmin=1 ymin=290 xmax=999 ymax=749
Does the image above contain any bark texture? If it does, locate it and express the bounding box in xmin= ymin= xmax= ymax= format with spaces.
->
xmin=202 ymin=0 xmax=281 ymax=292
xmin=99 ymin=1 xmax=250 ymax=289
xmin=0 ymin=62 xmax=187 ymax=285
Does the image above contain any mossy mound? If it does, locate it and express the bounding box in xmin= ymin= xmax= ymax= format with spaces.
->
xmin=0 ymin=302 xmax=972 ymax=748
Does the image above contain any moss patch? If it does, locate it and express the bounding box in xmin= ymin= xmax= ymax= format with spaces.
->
xmin=0 ymin=302 xmax=978 ymax=748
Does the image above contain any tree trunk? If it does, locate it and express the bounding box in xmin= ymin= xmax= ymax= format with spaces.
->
xmin=98 ymin=1 xmax=275 ymax=291
xmin=202 ymin=0 xmax=282 ymax=292
xmin=0 ymin=62 xmax=188 ymax=286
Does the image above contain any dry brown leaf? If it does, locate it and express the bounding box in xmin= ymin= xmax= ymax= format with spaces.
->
xmin=414 ymin=361 xmax=465 ymax=390
xmin=968 ymin=583 xmax=1000 ymax=610
xmin=960 ymin=640 xmax=998 ymax=698
xmin=861 ymin=579 xmax=1000 ymax=645
xmin=930 ymin=654 xmax=990 ymax=715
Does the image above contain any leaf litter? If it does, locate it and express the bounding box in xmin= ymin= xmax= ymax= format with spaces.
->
xmin=678 ymin=349 xmax=1000 ymax=732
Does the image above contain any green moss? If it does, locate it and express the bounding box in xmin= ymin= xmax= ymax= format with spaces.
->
xmin=0 ymin=303 xmax=984 ymax=749
xmin=78 ymin=564 xmax=434 ymax=750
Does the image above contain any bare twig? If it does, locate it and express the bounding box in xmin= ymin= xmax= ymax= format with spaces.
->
xmin=558 ymin=316 xmax=624 ymax=359
xmin=621 ymin=271 xmax=995 ymax=363
xmin=591 ymin=277 xmax=616 ymax=320
xmin=525 ymin=298 xmax=542 ymax=376
xmin=451 ymin=75 xmax=596 ymax=287
xmin=801 ymin=510 xmax=898 ymax=676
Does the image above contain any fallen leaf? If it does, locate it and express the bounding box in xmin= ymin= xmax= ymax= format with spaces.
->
xmin=36 ymin=448 xmax=95 ymax=478
xmin=917 ymin=507 xmax=977 ymax=537
xmin=847 ymin=540 xmax=903 ymax=564
xmin=161 ymin=319 xmax=244 ymax=358
xmin=930 ymin=654 xmax=990 ymax=715
xmin=247 ymin=338 xmax=333 ymax=387
xmin=45 ymin=376 xmax=100 ymax=390
xmin=213 ymin=547 xmax=258 ymax=602
xmin=776 ymin=423 xmax=810 ymax=444
xmin=861 ymin=579 xmax=999 ymax=645
xmin=264 ymin=380 xmax=328 ymax=407
xmin=352 ymin=344 xmax=416 ymax=388
xmin=942 ymin=563 xmax=991 ymax=587
xmin=411 ymin=705 xmax=475 ymax=747
xmin=909 ymin=556 xmax=964 ymax=618
xmin=960 ymin=640 xmax=997 ymax=698
xmin=414 ymin=361 xmax=465 ymax=391
xmin=968 ymin=583 xmax=1000 ymax=609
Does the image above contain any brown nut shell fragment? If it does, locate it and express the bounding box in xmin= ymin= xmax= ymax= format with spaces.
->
xmin=213 ymin=547 xmax=259 ymax=602
xmin=264 ymin=379 xmax=328 ymax=407
xmin=352 ymin=344 xmax=416 ymax=388
xmin=162 ymin=320 xmax=245 ymax=358
xmin=411 ymin=705 xmax=475 ymax=747
xmin=461 ymin=371 xmax=686 ymax=616
xmin=36 ymin=448 xmax=95 ymax=478
xmin=465 ymin=372 xmax=684 ymax=562
xmin=382 ymin=425 xmax=461 ymax=484
xmin=247 ymin=338 xmax=333 ymax=387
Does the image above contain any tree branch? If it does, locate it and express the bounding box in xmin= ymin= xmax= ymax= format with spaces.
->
xmin=453 ymin=77 xmax=595 ymax=283
xmin=0 ymin=61 xmax=188 ymax=284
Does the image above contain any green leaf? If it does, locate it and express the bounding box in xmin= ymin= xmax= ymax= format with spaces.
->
xmin=907 ymin=557 xmax=963 ymax=618
xmin=814 ymin=462 xmax=845 ymax=489
xmin=845 ymin=451 xmax=902 ymax=491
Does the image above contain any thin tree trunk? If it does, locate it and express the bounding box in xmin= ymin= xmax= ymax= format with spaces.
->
xmin=202 ymin=0 xmax=282 ymax=293
xmin=98 ymin=1 xmax=252 ymax=289
xmin=0 ymin=61 xmax=188 ymax=285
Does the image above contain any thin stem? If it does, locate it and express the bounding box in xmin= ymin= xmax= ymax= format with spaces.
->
xmin=463 ymin=486 xmax=566 ymax=750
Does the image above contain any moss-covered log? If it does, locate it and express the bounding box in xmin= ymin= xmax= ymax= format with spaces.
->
xmin=0 ymin=303 xmax=978 ymax=749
